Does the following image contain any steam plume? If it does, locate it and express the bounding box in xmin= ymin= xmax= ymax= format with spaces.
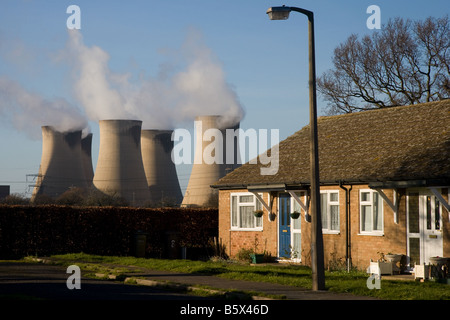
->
xmin=63 ymin=29 xmax=245 ymax=129
xmin=0 ymin=76 xmax=88 ymax=139
xmin=0 ymin=27 xmax=244 ymax=140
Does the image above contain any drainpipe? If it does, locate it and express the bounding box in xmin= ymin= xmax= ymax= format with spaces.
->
xmin=339 ymin=181 xmax=352 ymax=272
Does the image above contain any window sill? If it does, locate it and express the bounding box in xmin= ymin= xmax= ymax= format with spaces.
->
xmin=230 ymin=228 xmax=263 ymax=232
xmin=358 ymin=232 xmax=384 ymax=236
xmin=322 ymin=230 xmax=340 ymax=235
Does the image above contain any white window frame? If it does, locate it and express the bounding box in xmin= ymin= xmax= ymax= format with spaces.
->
xmin=320 ymin=190 xmax=340 ymax=234
xmin=230 ymin=192 xmax=263 ymax=231
xmin=359 ymin=189 xmax=384 ymax=236
xmin=290 ymin=191 xmax=304 ymax=262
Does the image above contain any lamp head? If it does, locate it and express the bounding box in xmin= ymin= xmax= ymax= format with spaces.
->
xmin=266 ymin=6 xmax=291 ymax=20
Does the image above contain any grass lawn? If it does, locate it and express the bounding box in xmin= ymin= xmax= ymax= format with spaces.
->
xmin=36 ymin=253 xmax=450 ymax=300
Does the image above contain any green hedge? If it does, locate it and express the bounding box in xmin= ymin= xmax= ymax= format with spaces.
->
xmin=0 ymin=205 xmax=217 ymax=259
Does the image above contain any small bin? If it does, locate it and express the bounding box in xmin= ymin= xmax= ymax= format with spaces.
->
xmin=165 ymin=231 xmax=180 ymax=259
xmin=134 ymin=230 xmax=148 ymax=258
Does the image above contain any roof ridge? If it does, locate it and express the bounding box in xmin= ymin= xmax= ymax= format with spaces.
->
xmin=317 ymin=99 xmax=450 ymax=122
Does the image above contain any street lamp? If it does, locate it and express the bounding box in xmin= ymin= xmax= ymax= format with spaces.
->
xmin=266 ymin=5 xmax=325 ymax=291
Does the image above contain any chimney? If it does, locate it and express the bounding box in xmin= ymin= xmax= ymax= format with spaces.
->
xmin=31 ymin=126 xmax=88 ymax=200
xmin=181 ymin=115 xmax=240 ymax=207
xmin=93 ymin=120 xmax=150 ymax=206
xmin=141 ymin=129 xmax=182 ymax=206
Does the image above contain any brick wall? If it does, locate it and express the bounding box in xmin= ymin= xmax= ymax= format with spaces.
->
xmin=219 ymin=186 xmax=450 ymax=270
xmin=348 ymin=186 xmax=406 ymax=269
xmin=301 ymin=186 xmax=411 ymax=270
xmin=218 ymin=189 xmax=277 ymax=258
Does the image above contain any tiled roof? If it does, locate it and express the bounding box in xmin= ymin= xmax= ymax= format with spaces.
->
xmin=213 ymin=100 xmax=450 ymax=188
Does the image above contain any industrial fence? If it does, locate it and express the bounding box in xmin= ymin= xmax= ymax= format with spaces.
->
xmin=0 ymin=205 xmax=218 ymax=260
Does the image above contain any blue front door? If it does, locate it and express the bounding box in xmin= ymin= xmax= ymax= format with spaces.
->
xmin=279 ymin=193 xmax=291 ymax=258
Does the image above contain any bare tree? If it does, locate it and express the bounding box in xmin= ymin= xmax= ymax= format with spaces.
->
xmin=318 ymin=15 xmax=450 ymax=114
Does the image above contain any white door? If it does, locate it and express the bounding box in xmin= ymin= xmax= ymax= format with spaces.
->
xmin=421 ymin=193 xmax=443 ymax=263
xmin=407 ymin=190 xmax=443 ymax=267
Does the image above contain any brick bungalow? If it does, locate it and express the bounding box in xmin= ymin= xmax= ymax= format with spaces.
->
xmin=211 ymin=100 xmax=450 ymax=271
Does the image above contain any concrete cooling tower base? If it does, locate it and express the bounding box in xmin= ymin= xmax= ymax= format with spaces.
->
xmin=181 ymin=115 xmax=240 ymax=207
xmin=31 ymin=126 xmax=90 ymax=201
xmin=93 ymin=120 xmax=150 ymax=206
xmin=141 ymin=129 xmax=182 ymax=206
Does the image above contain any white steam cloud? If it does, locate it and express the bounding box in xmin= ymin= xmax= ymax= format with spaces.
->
xmin=0 ymin=27 xmax=244 ymax=139
xmin=61 ymin=30 xmax=132 ymax=121
xmin=61 ymin=29 xmax=244 ymax=129
xmin=0 ymin=77 xmax=88 ymax=139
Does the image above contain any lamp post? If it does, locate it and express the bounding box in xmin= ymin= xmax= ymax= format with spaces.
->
xmin=266 ymin=5 xmax=325 ymax=291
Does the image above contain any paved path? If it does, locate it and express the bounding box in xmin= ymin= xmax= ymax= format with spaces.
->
xmin=126 ymin=268 xmax=376 ymax=300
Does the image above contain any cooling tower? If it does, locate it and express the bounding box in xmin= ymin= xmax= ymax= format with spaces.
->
xmin=31 ymin=126 xmax=89 ymax=200
xmin=93 ymin=120 xmax=150 ymax=206
xmin=81 ymin=133 xmax=94 ymax=186
xmin=141 ymin=129 xmax=183 ymax=206
xmin=182 ymin=115 xmax=240 ymax=207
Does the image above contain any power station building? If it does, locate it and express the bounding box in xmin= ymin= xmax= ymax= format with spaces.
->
xmin=0 ymin=186 xmax=10 ymax=201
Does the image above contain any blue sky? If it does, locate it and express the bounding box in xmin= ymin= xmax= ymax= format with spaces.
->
xmin=0 ymin=0 xmax=448 ymax=195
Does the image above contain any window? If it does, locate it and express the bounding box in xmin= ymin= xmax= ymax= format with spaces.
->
xmin=320 ymin=191 xmax=340 ymax=233
xmin=426 ymin=196 xmax=441 ymax=231
xmin=231 ymin=193 xmax=263 ymax=230
xmin=291 ymin=192 xmax=302 ymax=231
xmin=360 ymin=190 xmax=383 ymax=234
xmin=291 ymin=192 xmax=304 ymax=261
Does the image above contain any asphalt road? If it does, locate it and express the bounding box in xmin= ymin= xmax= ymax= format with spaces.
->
xmin=0 ymin=262 xmax=207 ymax=301
xmin=0 ymin=261 xmax=417 ymax=318
xmin=0 ymin=262 xmax=281 ymax=318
